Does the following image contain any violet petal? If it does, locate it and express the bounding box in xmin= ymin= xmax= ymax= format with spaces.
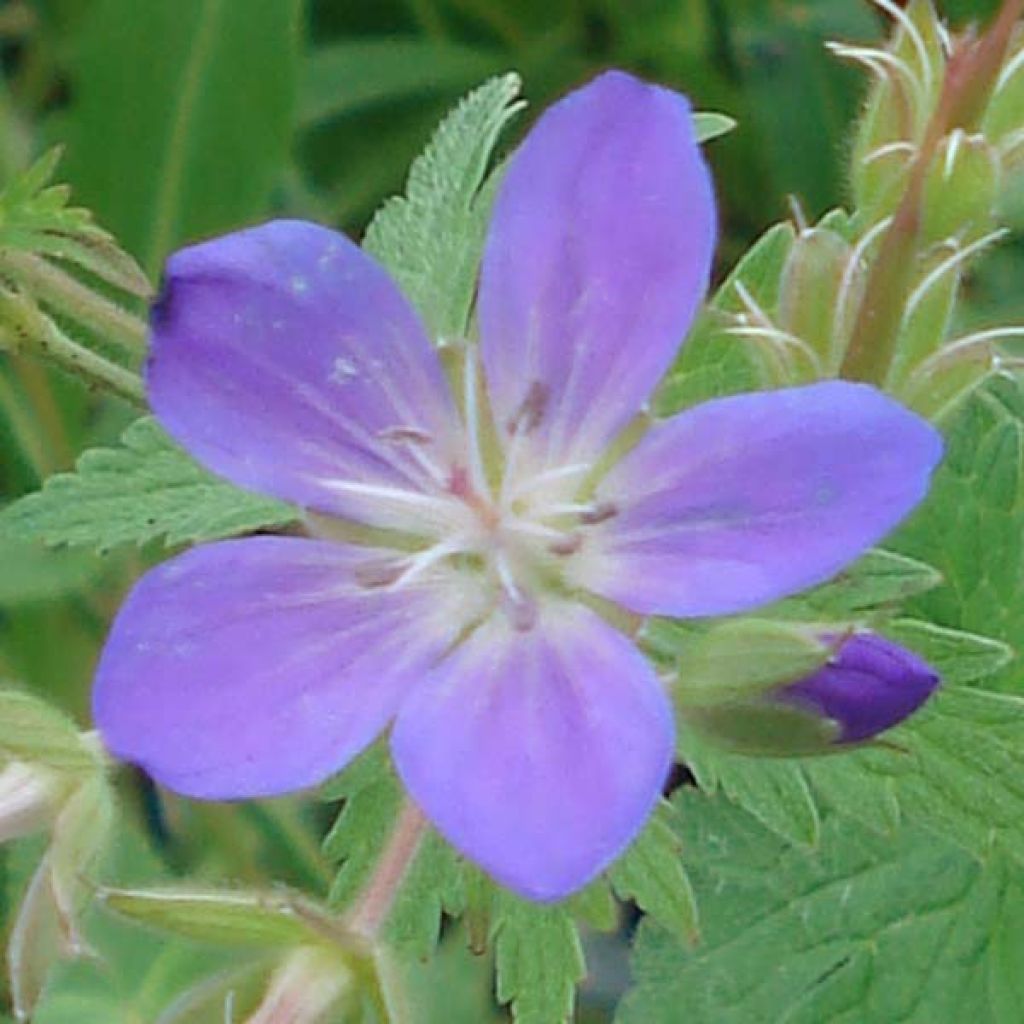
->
xmin=148 ymin=220 xmax=462 ymax=528
xmin=478 ymin=71 xmax=716 ymax=467
xmin=391 ymin=604 xmax=674 ymax=901
xmin=572 ymin=382 xmax=942 ymax=617
xmin=93 ymin=537 xmax=468 ymax=799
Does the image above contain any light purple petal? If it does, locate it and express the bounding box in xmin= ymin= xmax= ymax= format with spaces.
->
xmin=571 ymin=382 xmax=943 ymax=617
xmin=148 ymin=220 xmax=463 ymax=527
xmin=478 ymin=71 xmax=715 ymax=467
xmin=93 ymin=537 xmax=468 ymax=799
xmin=391 ymin=604 xmax=674 ymax=901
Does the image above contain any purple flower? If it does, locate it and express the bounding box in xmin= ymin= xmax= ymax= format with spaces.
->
xmin=777 ymin=632 xmax=940 ymax=744
xmin=92 ymin=71 xmax=942 ymax=901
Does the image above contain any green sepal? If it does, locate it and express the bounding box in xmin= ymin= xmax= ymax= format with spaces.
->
xmin=777 ymin=226 xmax=858 ymax=374
xmin=692 ymin=112 xmax=737 ymax=144
xmin=645 ymin=617 xmax=834 ymax=707
xmin=98 ymin=886 xmax=330 ymax=950
xmin=920 ymin=132 xmax=1001 ymax=247
xmin=654 ymin=221 xmax=793 ymax=412
xmin=0 ymin=688 xmax=100 ymax=774
xmin=982 ymin=41 xmax=1024 ymax=153
xmin=683 ymin=700 xmax=841 ymax=759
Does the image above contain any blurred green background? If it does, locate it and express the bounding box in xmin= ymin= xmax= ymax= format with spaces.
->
xmin=0 ymin=1 xmax=1019 ymax=1019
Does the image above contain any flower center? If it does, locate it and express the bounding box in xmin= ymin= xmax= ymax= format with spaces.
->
xmin=347 ymin=346 xmax=619 ymax=631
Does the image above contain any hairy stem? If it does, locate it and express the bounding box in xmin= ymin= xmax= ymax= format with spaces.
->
xmin=344 ymin=799 xmax=428 ymax=940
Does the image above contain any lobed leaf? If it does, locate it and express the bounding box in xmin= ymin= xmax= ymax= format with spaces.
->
xmin=363 ymin=73 xmax=524 ymax=343
xmin=619 ymin=789 xmax=1024 ymax=1024
xmin=0 ymin=417 xmax=298 ymax=552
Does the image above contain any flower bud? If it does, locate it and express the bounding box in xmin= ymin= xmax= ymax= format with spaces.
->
xmin=684 ymin=632 xmax=939 ymax=756
xmin=774 ymin=632 xmax=940 ymax=744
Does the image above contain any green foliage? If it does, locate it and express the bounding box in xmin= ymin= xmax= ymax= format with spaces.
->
xmin=0 ymin=417 xmax=298 ymax=551
xmin=493 ymin=897 xmax=585 ymax=1024
xmin=655 ymin=220 xmax=795 ymax=413
xmin=895 ymin=374 xmax=1024 ymax=691
xmin=679 ymin=685 xmax=1024 ymax=871
xmin=362 ymin=74 xmax=523 ymax=342
xmin=0 ymin=538 xmax=95 ymax=605
xmin=608 ymin=802 xmax=699 ymax=944
xmin=619 ymin=790 xmax=1024 ymax=1024
xmin=61 ymin=0 xmax=302 ymax=275
xmin=300 ymin=40 xmax=507 ymax=128
xmin=0 ymin=149 xmax=150 ymax=296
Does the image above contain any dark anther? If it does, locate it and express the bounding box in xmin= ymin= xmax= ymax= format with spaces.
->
xmin=377 ymin=425 xmax=434 ymax=445
xmin=579 ymin=501 xmax=618 ymax=525
xmin=354 ymin=558 xmax=406 ymax=588
xmin=506 ymin=380 xmax=549 ymax=436
xmin=549 ymin=534 xmax=583 ymax=556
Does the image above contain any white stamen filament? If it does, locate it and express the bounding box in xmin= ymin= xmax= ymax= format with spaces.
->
xmin=462 ymin=344 xmax=491 ymax=499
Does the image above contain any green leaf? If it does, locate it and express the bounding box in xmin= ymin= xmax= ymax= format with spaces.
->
xmin=692 ymin=112 xmax=737 ymax=144
xmin=62 ymin=0 xmax=302 ymax=275
xmin=783 ymin=547 xmax=943 ymax=616
xmin=300 ymin=40 xmax=505 ymax=127
xmin=608 ymin=802 xmax=699 ymax=944
xmin=0 ymin=149 xmax=150 ymax=296
xmin=884 ymin=618 xmax=1013 ymax=685
xmin=619 ymin=790 xmax=1024 ymax=1024
xmin=0 ymin=417 xmax=298 ymax=551
xmin=677 ymin=678 xmax=1024 ymax=869
xmin=680 ymin=728 xmax=821 ymax=847
xmin=894 ymin=374 xmax=1024 ymax=692
xmin=363 ymin=74 xmax=523 ymax=342
xmin=494 ymin=896 xmax=585 ymax=1024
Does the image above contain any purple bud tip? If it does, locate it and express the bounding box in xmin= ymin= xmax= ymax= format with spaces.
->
xmin=775 ymin=633 xmax=940 ymax=744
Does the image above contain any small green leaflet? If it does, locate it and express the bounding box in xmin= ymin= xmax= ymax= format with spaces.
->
xmin=0 ymin=417 xmax=297 ymax=551
xmin=494 ymin=898 xmax=585 ymax=1024
xmin=895 ymin=373 xmax=1024 ymax=692
xmin=608 ymin=801 xmax=700 ymax=944
xmin=363 ymin=73 xmax=524 ymax=343
xmin=619 ymin=790 xmax=1024 ymax=1024
xmin=0 ymin=148 xmax=150 ymax=297
xmin=692 ymin=112 xmax=737 ymax=144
